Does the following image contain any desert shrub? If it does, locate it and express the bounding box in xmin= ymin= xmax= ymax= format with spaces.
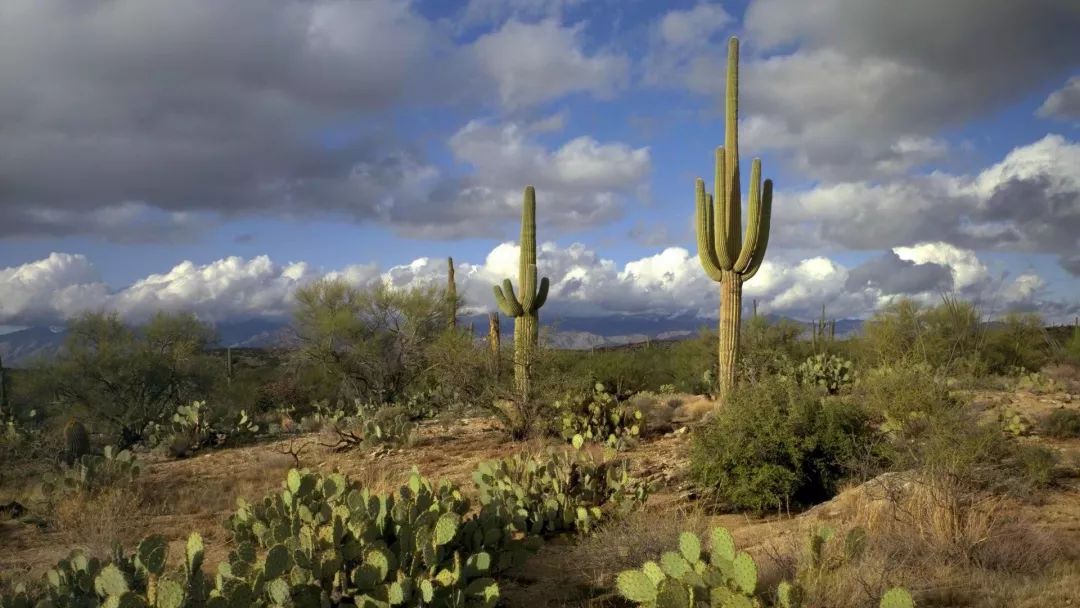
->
xmin=691 ymin=378 xmax=878 ymax=512
xmin=740 ymin=316 xmax=809 ymax=384
xmin=552 ymin=383 xmax=645 ymax=449
xmin=42 ymin=311 xmax=217 ymax=448
xmin=983 ymin=312 xmax=1051 ymax=374
xmin=860 ymin=297 xmax=990 ymax=376
xmin=855 ymin=363 xmax=960 ymax=439
xmin=292 ymin=279 xmax=451 ymax=405
xmin=473 ymin=447 xmax=648 ymax=537
xmin=614 ymin=524 xmax=913 ymax=608
xmin=1061 ymin=324 xmax=1080 ymax=364
xmin=1042 ymin=408 xmax=1080 ymax=438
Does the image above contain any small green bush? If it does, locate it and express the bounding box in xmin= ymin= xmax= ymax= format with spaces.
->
xmin=1042 ymin=409 xmax=1080 ymax=439
xmin=856 ymin=363 xmax=958 ymax=440
xmin=690 ymin=378 xmax=877 ymax=512
xmin=983 ymin=312 xmax=1051 ymax=374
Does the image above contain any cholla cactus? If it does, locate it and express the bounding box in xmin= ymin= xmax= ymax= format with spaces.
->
xmin=694 ymin=37 xmax=774 ymax=401
xmin=493 ymin=186 xmax=550 ymax=402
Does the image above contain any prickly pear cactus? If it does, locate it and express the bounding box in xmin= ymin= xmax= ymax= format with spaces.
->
xmin=473 ymin=448 xmax=648 ymax=537
xmin=999 ymin=407 xmax=1032 ymax=436
xmin=615 ymin=525 xmax=913 ymax=608
xmin=42 ymin=445 xmax=141 ymax=496
xmin=553 ymin=383 xmax=645 ymax=450
xmin=794 ymin=354 xmax=855 ymax=394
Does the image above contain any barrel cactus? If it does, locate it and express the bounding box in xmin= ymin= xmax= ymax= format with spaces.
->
xmin=62 ymin=418 xmax=90 ymax=466
xmin=693 ymin=37 xmax=774 ymax=401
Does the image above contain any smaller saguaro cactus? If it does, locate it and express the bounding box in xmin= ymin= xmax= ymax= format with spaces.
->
xmin=493 ymin=186 xmax=549 ymax=402
xmin=488 ymin=312 xmax=501 ymax=378
xmin=226 ymin=347 xmax=233 ymax=386
xmin=63 ymin=418 xmax=90 ymax=466
xmin=0 ymin=353 xmax=7 ymax=417
xmin=447 ymin=256 xmax=458 ymax=330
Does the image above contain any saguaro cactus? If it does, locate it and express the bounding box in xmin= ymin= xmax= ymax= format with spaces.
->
xmin=447 ymin=257 xmax=458 ymax=330
xmin=488 ymin=312 xmax=501 ymax=378
xmin=493 ymin=186 xmax=549 ymax=401
xmin=0 ymin=353 xmax=7 ymax=417
xmin=694 ymin=37 xmax=774 ymax=400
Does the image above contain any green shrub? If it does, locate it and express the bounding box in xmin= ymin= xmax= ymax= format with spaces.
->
xmin=1042 ymin=409 xmax=1080 ymax=438
xmin=690 ymin=378 xmax=877 ymax=512
xmin=983 ymin=312 xmax=1051 ymax=374
xmin=856 ymin=363 xmax=958 ymax=440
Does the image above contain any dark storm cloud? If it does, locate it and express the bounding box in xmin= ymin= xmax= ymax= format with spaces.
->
xmin=731 ymin=0 xmax=1080 ymax=180
xmin=1059 ymin=254 xmax=1080 ymax=277
xmin=845 ymin=251 xmax=953 ymax=295
xmin=0 ymin=0 xmax=482 ymax=239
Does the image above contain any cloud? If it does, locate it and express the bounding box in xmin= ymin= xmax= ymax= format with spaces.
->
xmin=1038 ymin=76 xmax=1080 ymax=122
xmin=845 ymin=251 xmax=953 ymax=295
xmin=646 ymin=0 xmax=1080 ymax=180
xmin=775 ymin=135 xmax=1080 ymax=273
xmin=470 ymin=19 xmax=630 ymax=108
xmin=379 ymin=116 xmax=650 ymax=237
xmin=458 ymin=0 xmax=585 ymax=28
xmin=0 ymin=0 xmax=642 ymax=241
xmin=4 ymin=241 xmax=1074 ymax=328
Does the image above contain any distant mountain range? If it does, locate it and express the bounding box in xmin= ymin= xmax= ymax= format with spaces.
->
xmin=0 ymin=314 xmax=866 ymax=367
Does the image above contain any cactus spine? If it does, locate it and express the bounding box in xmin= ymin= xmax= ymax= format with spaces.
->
xmin=488 ymin=312 xmax=501 ymax=378
xmin=447 ymin=256 xmax=458 ymax=330
xmin=493 ymin=186 xmax=549 ymax=402
xmin=694 ymin=37 xmax=774 ymax=400
xmin=63 ymin=418 xmax=90 ymax=466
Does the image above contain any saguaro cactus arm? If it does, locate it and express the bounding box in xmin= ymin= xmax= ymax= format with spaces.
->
xmin=493 ymin=280 xmax=524 ymax=317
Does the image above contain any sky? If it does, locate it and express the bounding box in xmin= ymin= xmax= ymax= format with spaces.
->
xmin=0 ymin=0 xmax=1078 ymax=329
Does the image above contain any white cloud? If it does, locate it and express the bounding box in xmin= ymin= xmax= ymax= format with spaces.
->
xmin=1037 ymin=75 xmax=1080 ymax=122
xmin=470 ymin=19 xmax=630 ymax=108
xmin=4 ymin=240 xmax=1072 ymax=328
xmin=645 ymin=0 xmax=1080 ymax=180
xmin=774 ymin=135 xmax=1080 ymax=274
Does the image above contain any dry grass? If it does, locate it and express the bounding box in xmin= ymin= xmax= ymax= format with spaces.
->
xmin=777 ymin=471 xmax=1076 ymax=607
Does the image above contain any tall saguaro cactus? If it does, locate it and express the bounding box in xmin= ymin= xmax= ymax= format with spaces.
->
xmin=493 ymin=186 xmax=550 ymax=401
xmin=695 ymin=37 xmax=774 ymax=400
xmin=447 ymin=256 xmax=458 ymax=330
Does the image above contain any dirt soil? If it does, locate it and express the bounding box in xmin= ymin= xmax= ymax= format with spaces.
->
xmin=2 ymin=387 xmax=1079 ymax=606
